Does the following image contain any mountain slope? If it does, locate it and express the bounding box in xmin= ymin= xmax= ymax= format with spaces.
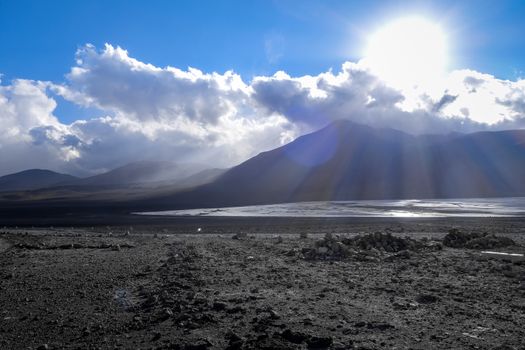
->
xmin=155 ymin=120 xmax=525 ymax=208
xmin=0 ymin=169 xmax=78 ymax=192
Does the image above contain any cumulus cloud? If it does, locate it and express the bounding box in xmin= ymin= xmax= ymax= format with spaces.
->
xmin=251 ymin=63 xmax=525 ymax=133
xmin=2 ymin=43 xmax=525 ymax=176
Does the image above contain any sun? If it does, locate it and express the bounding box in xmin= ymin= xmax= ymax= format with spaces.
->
xmin=363 ymin=17 xmax=449 ymax=87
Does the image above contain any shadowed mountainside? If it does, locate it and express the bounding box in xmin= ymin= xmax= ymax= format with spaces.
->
xmin=153 ymin=120 xmax=525 ymax=208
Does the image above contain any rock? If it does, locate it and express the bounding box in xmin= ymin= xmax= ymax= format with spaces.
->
xmin=225 ymin=330 xmax=243 ymax=342
xmin=161 ymin=307 xmax=174 ymax=320
xmin=224 ymin=330 xmax=244 ymax=349
xmin=332 ymin=342 xmax=349 ymax=350
xmin=349 ymin=232 xmax=416 ymax=252
xmin=212 ymin=301 xmax=227 ymax=311
xmin=280 ymin=329 xmax=309 ymax=343
xmin=300 ymin=232 xmax=308 ymax=239
xmin=492 ymin=345 xmax=516 ymax=350
xmin=268 ymin=309 xmax=280 ymax=320
xmin=366 ymin=322 xmax=395 ymax=330
xmin=385 ymin=250 xmax=411 ymax=261
xmin=415 ymin=294 xmax=439 ymax=304
xmin=37 ymin=345 xmax=49 ymax=350
xmin=184 ymin=342 xmax=210 ymax=350
xmin=226 ymin=305 xmax=245 ymax=314
xmin=225 ymin=340 xmax=244 ymax=350
xmin=394 ymin=249 xmax=411 ymax=259
xmin=232 ymin=232 xmax=248 ymax=240
xmin=307 ymin=336 xmax=333 ymax=349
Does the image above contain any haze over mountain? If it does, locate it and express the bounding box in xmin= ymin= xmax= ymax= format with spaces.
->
xmin=60 ymin=161 xmax=205 ymax=188
xmin=0 ymin=161 xmax=218 ymax=194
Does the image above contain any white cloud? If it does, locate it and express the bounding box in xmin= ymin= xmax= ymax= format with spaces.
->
xmin=2 ymin=43 xmax=525 ymax=177
xmin=251 ymin=62 xmax=525 ymax=133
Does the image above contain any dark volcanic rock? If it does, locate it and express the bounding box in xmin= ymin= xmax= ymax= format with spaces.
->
xmin=345 ymin=232 xmax=417 ymax=252
xmin=443 ymin=229 xmax=515 ymax=249
xmin=303 ymin=232 xmax=424 ymax=261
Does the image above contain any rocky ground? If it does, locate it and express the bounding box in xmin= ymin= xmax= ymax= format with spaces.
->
xmin=0 ymin=218 xmax=524 ymax=349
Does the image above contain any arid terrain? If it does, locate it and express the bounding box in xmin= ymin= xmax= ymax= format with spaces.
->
xmin=1 ymin=217 xmax=524 ymax=350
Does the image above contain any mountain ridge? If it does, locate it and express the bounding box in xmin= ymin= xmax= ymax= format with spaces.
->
xmin=2 ymin=120 xmax=525 ymax=214
xmin=150 ymin=120 xmax=525 ymax=208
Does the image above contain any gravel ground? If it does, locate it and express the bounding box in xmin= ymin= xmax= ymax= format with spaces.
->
xmin=0 ymin=218 xmax=524 ymax=349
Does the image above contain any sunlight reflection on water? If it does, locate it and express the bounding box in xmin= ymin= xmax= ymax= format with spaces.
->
xmin=138 ymin=197 xmax=525 ymax=218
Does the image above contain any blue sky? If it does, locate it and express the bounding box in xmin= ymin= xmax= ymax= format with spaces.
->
xmin=2 ymin=0 xmax=525 ymax=176
xmin=1 ymin=0 xmax=525 ymax=84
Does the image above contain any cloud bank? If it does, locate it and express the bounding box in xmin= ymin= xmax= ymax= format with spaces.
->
xmin=1 ymin=43 xmax=525 ymax=176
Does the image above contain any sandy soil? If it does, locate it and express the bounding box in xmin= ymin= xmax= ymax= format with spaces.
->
xmin=0 ymin=218 xmax=524 ymax=350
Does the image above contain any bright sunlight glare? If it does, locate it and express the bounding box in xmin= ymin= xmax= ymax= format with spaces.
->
xmin=363 ymin=17 xmax=449 ymax=87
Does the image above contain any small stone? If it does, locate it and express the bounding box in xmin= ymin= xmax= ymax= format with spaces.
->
xmin=161 ymin=308 xmax=174 ymax=319
xmin=269 ymin=309 xmax=280 ymax=319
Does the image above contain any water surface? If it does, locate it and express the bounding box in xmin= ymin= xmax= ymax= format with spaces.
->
xmin=139 ymin=197 xmax=525 ymax=218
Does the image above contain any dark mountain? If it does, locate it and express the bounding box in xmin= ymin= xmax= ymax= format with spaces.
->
xmin=156 ymin=120 xmax=525 ymax=208
xmin=0 ymin=169 xmax=78 ymax=192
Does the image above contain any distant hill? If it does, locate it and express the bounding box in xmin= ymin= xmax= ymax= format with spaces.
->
xmin=0 ymin=169 xmax=78 ymax=192
xmin=155 ymin=120 xmax=525 ymax=208
xmin=62 ymin=161 xmax=204 ymax=188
